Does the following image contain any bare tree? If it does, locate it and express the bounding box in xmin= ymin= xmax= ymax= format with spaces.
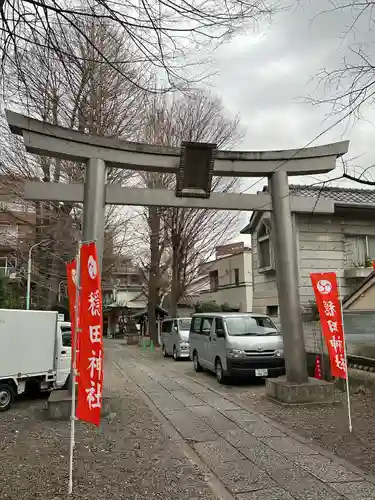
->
xmin=303 ymin=2 xmax=375 ymax=120
xmin=1 ymin=17 xmax=144 ymax=308
xmin=1 ymin=0 xmax=276 ymax=94
xmin=300 ymin=1 xmax=375 ymax=187
xmin=139 ymin=90 xmax=244 ymax=323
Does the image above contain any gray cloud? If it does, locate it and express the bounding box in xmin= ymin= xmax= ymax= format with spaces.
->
xmin=212 ymin=1 xmax=375 ymax=172
xmin=207 ymin=1 xmax=375 ymax=241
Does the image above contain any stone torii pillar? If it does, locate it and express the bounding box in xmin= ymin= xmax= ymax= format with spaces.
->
xmin=82 ymin=158 xmax=106 ymax=267
xmin=6 ymin=110 xmax=349 ymax=399
xmin=270 ymin=171 xmax=307 ymax=384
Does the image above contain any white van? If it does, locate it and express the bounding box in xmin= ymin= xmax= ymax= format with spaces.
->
xmin=161 ymin=317 xmax=191 ymax=360
xmin=189 ymin=312 xmax=285 ymax=383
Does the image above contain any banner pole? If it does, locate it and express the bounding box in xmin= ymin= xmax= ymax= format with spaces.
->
xmin=68 ymin=241 xmax=82 ymax=494
xmin=337 ymin=273 xmax=353 ymax=433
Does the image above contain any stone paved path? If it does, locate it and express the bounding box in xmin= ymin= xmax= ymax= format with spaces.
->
xmin=113 ymin=345 xmax=375 ymax=500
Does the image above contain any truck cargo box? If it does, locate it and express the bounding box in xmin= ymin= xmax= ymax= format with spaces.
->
xmin=0 ymin=309 xmax=58 ymax=378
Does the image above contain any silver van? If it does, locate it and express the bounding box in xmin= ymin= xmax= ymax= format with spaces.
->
xmin=189 ymin=312 xmax=285 ymax=383
xmin=161 ymin=317 xmax=191 ymax=360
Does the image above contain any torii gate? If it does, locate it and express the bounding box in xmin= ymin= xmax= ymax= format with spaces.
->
xmin=6 ymin=110 xmax=348 ymax=400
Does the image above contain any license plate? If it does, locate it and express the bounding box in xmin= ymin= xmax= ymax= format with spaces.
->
xmin=255 ymin=369 xmax=268 ymax=377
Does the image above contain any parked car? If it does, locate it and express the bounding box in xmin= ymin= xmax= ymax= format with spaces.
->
xmin=189 ymin=312 xmax=285 ymax=383
xmin=161 ymin=317 xmax=191 ymax=360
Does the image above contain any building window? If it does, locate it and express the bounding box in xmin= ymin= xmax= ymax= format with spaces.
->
xmin=267 ymin=305 xmax=278 ymax=316
xmin=233 ymin=268 xmax=239 ymax=286
xmin=209 ymin=270 xmax=219 ymax=291
xmin=257 ymin=221 xmax=273 ymax=270
xmin=345 ymin=235 xmax=375 ymax=267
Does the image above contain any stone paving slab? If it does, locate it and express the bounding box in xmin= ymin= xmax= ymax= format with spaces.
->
xmin=212 ymin=459 xmax=276 ymax=493
xmin=157 ymin=378 xmax=185 ymax=392
xmin=172 ymin=378 xmax=210 ymax=394
xmin=282 ymin=476 xmax=345 ymax=499
xmin=222 ymin=428 xmax=259 ymax=448
xmin=194 ymin=439 xmax=243 ymax=465
xmin=147 ymin=393 xmax=186 ymax=412
xmin=260 ymin=436 xmax=319 ymax=456
xmin=290 ymin=454 xmax=362 ymax=483
xmin=236 ymin=487 xmax=295 ymax=500
xmin=197 ymin=392 xmax=241 ymax=411
xmin=330 ymin=481 xmax=375 ymax=499
xmin=189 ymin=405 xmax=239 ymax=433
xmin=223 ymin=409 xmax=261 ymax=424
xmin=264 ymin=464 xmax=345 ymax=499
xmin=164 ymin=409 xmax=218 ymax=442
xmin=238 ymin=419 xmax=286 ymax=438
xmin=238 ymin=441 xmax=292 ymax=471
xmin=171 ymin=390 xmax=207 ymax=407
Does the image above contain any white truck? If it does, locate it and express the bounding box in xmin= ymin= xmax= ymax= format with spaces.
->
xmin=0 ymin=309 xmax=72 ymax=411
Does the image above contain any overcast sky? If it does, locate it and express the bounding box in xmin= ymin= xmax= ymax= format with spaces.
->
xmin=213 ymin=1 xmax=374 ymax=177
xmin=206 ymin=0 xmax=375 ymax=242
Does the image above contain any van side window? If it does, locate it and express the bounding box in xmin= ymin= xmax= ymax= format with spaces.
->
xmin=201 ymin=318 xmax=213 ymax=335
xmin=215 ymin=318 xmax=224 ymax=332
xmin=191 ymin=317 xmax=202 ymax=333
xmin=62 ymin=331 xmax=72 ymax=347
xmin=163 ymin=321 xmax=173 ymax=333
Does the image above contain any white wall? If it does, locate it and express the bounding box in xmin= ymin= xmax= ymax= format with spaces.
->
xmin=251 ymin=212 xmax=278 ymax=314
xmin=199 ymin=250 xmax=252 ymax=311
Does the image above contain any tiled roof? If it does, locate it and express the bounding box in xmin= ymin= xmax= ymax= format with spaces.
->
xmin=343 ymin=271 xmax=375 ymax=307
xmin=288 ymin=184 xmax=375 ymax=205
xmin=241 ymin=184 xmax=375 ymax=234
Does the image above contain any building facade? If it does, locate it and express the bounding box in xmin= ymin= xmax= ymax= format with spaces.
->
xmin=0 ymin=175 xmax=36 ymax=280
xmin=242 ymin=185 xmax=375 ymax=317
xmin=198 ymin=242 xmax=253 ymax=311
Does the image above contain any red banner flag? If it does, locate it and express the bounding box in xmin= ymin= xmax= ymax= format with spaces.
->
xmin=310 ymin=272 xmax=347 ymax=379
xmin=66 ymin=260 xmax=77 ymax=357
xmin=76 ymin=242 xmax=103 ymax=426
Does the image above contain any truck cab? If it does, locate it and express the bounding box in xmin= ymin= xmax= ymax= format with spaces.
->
xmin=55 ymin=321 xmax=72 ymax=389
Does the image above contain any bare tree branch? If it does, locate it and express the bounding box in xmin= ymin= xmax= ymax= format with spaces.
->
xmin=1 ymin=0 xmax=277 ymax=93
xmin=0 ymin=17 xmax=143 ymax=308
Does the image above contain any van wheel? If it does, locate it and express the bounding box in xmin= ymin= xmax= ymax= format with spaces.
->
xmin=173 ymin=346 xmax=179 ymax=361
xmin=0 ymin=383 xmax=15 ymax=412
xmin=162 ymin=345 xmax=168 ymax=357
xmin=193 ymin=352 xmax=202 ymax=372
xmin=215 ymin=358 xmax=225 ymax=384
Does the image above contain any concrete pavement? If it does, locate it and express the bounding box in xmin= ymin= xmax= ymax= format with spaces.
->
xmin=112 ymin=344 xmax=375 ymax=500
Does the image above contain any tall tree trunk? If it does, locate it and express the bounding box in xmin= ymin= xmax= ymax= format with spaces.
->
xmin=169 ymin=208 xmax=183 ymax=317
xmin=170 ymin=255 xmax=179 ymax=317
xmin=147 ymin=206 xmax=160 ymax=345
xmin=170 ymin=223 xmax=180 ymax=317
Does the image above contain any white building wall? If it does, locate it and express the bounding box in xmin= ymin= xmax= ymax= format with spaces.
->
xmin=297 ymin=214 xmax=375 ymax=309
xmin=250 ymin=211 xmax=375 ymax=352
xmin=251 ymin=213 xmax=278 ymax=314
xmin=199 ymin=250 xmax=252 ymax=311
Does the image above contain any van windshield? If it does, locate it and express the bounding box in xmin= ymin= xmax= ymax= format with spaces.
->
xmin=225 ymin=316 xmax=279 ymax=336
xmin=178 ymin=318 xmax=191 ymax=331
